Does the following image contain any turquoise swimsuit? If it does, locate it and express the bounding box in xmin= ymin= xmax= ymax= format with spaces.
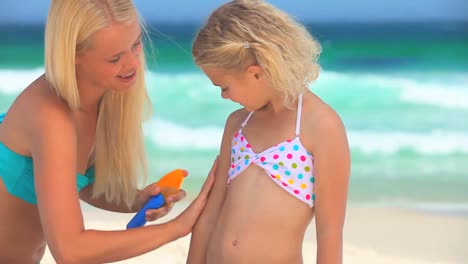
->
xmin=0 ymin=113 xmax=95 ymax=204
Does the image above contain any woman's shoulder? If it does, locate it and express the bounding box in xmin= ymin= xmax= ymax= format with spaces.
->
xmin=1 ymin=75 xmax=75 ymax=156
xmin=24 ymin=75 xmax=73 ymax=122
xmin=15 ymin=76 xmax=73 ymax=130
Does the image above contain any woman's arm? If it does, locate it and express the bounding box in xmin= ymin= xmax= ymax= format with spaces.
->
xmin=79 ymin=185 xmax=137 ymax=213
xmin=32 ymin=104 xmax=214 ymax=264
xmin=80 ymin=183 xmax=187 ymax=221
xmin=186 ymin=110 xmax=243 ymax=263
xmin=308 ymin=108 xmax=350 ymax=264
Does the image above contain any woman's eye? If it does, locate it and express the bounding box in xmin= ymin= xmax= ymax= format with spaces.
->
xmin=132 ymin=41 xmax=141 ymax=50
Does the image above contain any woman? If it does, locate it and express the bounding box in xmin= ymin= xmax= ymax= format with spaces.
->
xmin=0 ymin=0 xmax=215 ymax=263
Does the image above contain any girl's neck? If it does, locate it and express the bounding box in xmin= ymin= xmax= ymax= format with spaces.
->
xmin=258 ymin=93 xmax=295 ymax=117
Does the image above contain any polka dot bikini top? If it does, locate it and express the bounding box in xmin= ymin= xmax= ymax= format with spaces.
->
xmin=228 ymin=94 xmax=315 ymax=207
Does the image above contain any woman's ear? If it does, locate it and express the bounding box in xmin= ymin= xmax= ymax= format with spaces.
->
xmin=75 ymin=53 xmax=84 ymax=65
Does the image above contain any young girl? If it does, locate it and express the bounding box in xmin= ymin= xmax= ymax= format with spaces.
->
xmin=0 ymin=0 xmax=215 ymax=263
xmin=187 ymin=1 xmax=350 ymax=263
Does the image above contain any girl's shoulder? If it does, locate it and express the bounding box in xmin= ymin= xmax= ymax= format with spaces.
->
xmin=225 ymin=108 xmax=250 ymax=132
xmin=301 ymin=92 xmax=347 ymax=149
xmin=303 ymin=91 xmax=342 ymax=121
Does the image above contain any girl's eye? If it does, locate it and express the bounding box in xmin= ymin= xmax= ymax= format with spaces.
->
xmin=109 ymin=56 xmax=120 ymax=64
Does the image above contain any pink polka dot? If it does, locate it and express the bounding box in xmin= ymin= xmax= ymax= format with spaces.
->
xmin=231 ymin=165 xmax=235 ymax=168
xmin=287 ymin=139 xmax=292 ymax=143
xmin=282 ymin=182 xmax=288 ymax=187
xmin=240 ymin=136 xmax=245 ymax=142
xmin=260 ymin=157 xmax=266 ymax=162
xmin=300 ymin=156 xmax=306 ymax=162
xmin=294 ymin=190 xmax=299 ymax=194
xmin=271 ymin=174 xmax=275 ymax=178
xmin=287 ymin=154 xmax=293 ymax=159
xmin=273 ymin=154 xmax=279 ymax=159
xmin=246 ymin=143 xmax=251 ymax=148
xmin=305 ymin=194 xmax=311 ymax=200
xmin=234 ymin=132 xmax=239 ymax=138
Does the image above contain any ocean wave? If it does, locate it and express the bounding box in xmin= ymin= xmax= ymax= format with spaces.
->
xmin=144 ymin=118 xmax=222 ymax=150
xmin=318 ymin=71 xmax=468 ymax=110
xmin=348 ymin=130 xmax=468 ymax=155
xmin=0 ymin=68 xmax=44 ymax=94
xmin=150 ymin=69 xmax=468 ymax=112
xmin=144 ymin=118 xmax=468 ymax=155
xmin=2 ymin=68 xmax=468 ymax=112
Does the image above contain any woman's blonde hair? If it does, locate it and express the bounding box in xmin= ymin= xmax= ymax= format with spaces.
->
xmin=45 ymin=0 xmax=152 ymax=208
xmin=193 ymin=0 xmax=322 ymax=107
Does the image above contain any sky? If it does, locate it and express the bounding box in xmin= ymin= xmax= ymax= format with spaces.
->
xmin=0 ymin=0 xmax=466 ymax=24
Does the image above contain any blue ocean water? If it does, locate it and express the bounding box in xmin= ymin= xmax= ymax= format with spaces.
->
xmin=0 ymin=22 xmax=467 ymax=210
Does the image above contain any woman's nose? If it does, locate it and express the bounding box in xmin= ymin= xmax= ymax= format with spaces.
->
xmin=124 ymin=51 xmax=140 ymax=69
xmin=129 ymin=52 xmax=141 ymax=68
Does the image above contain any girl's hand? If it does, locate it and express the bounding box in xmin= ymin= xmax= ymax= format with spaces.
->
xmin=135 ymin=178 xmax=187 ymax=222
xmin=173 ymin=158 xmax=218 ymax=236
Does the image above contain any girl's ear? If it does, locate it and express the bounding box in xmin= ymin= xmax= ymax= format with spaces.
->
xmin=247 ymin=65 xmax=262 ymax=80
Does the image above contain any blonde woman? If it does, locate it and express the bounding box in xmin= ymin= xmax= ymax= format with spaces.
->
xmin=188 ymin=1 xmax=350 ymax=263
xmin=0 ymin=0 xmax=215 ymax=263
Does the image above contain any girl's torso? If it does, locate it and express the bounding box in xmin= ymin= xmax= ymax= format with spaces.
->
xmin=207 ymin=165 xmax=314 ymax=264
xmin=207 ymin=93 xmax=317 ymax=264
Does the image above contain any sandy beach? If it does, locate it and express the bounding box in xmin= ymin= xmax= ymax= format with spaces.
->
xmin=40 ymin=202 xmax=468 ymax=264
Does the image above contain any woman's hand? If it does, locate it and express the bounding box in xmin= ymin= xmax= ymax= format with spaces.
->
xmin=173 ymin=158 xmax=218 ymax=236
xmin=135 ymin=179 xmax=187 ymax=222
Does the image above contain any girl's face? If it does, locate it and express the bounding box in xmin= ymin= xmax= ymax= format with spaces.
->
xmin=75 ymin=19 xmax=142 ymax=92
xmin=202 ymin=65 xmax=272 ymax=111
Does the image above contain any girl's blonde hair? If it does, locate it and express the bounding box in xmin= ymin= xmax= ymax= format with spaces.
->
xmin=193 ymin=0 xmax=322 ymax=107
xmin=45 ymin=0 xmax=152 ymax=208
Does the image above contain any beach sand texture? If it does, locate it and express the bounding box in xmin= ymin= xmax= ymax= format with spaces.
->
xmin=41 ymin=203 xmax=468 ymax=264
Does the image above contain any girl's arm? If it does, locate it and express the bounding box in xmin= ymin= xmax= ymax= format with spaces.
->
xmin=309 ymin=109 xmax=350 ymax=264
xmin=186 ymin=110 xmax=243 ymax=263
xmin=32 ymin=104 xmax=214 ymax=264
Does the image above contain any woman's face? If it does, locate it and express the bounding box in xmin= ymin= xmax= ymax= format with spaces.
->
xmin=75 ymin=19 xmax=142 ymax=92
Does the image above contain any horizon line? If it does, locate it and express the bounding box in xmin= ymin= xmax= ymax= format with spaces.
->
xmin=0 ymin=18 xmax=467 ymax=26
